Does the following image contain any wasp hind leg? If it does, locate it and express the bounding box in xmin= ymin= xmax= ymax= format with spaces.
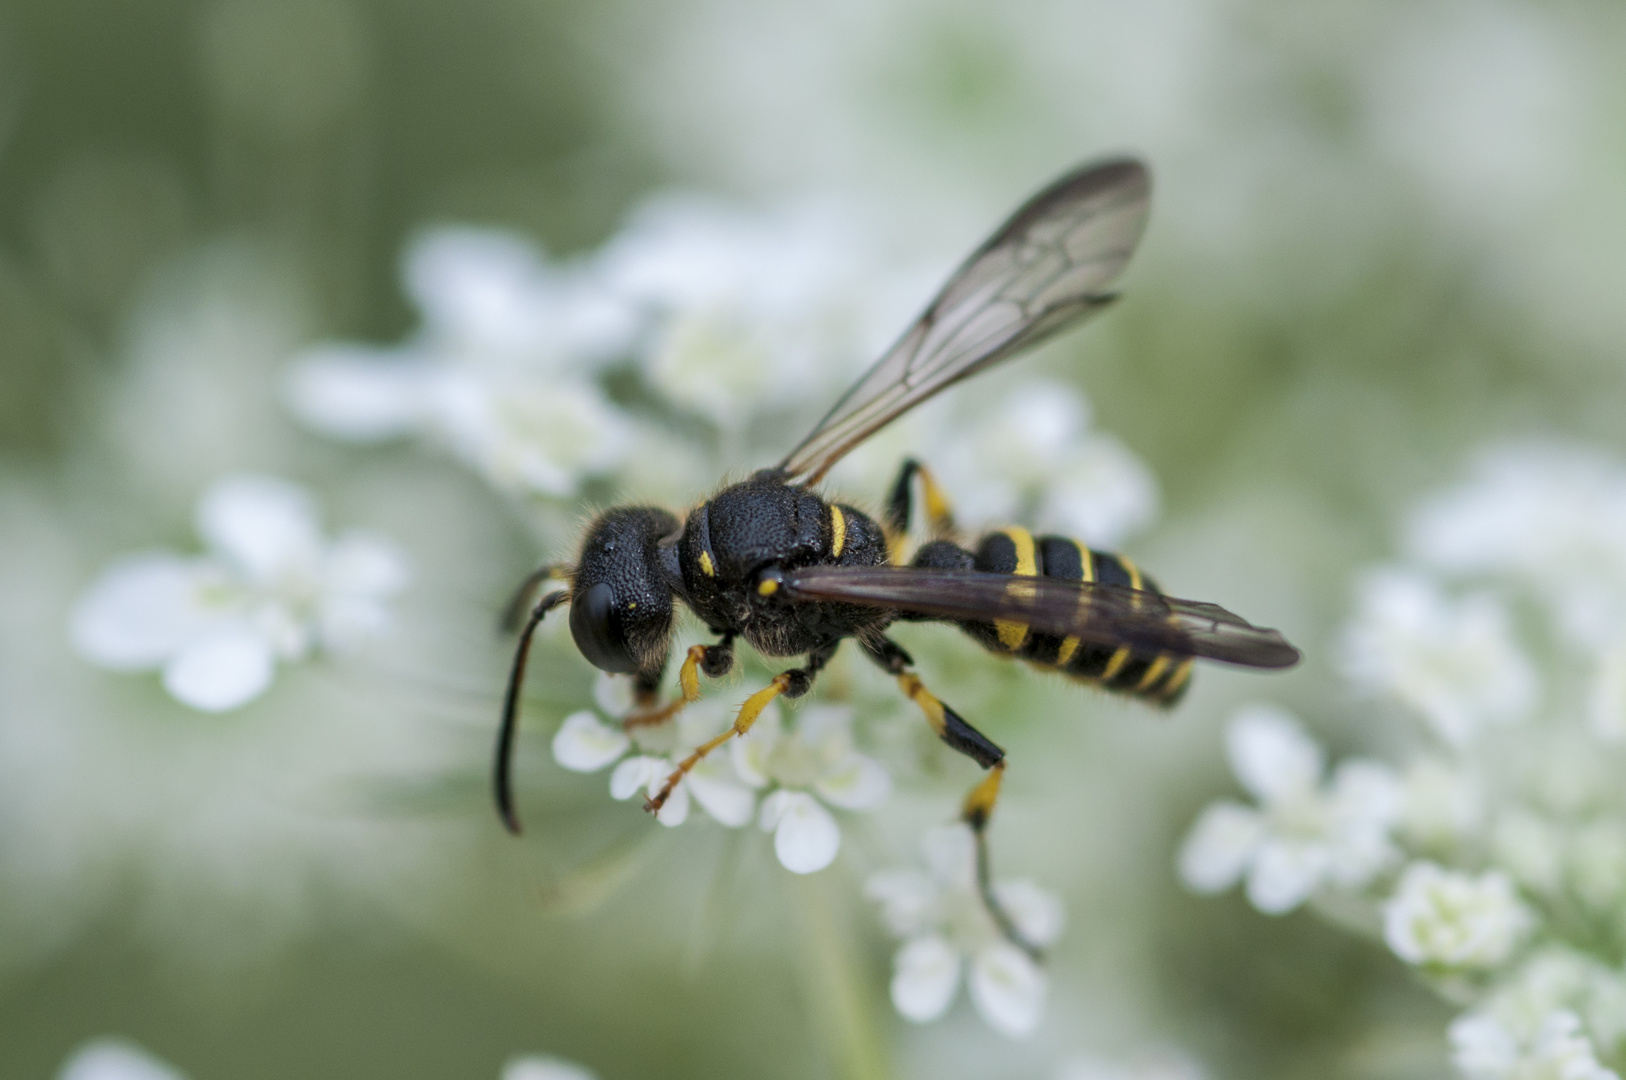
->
xmin=645 ymin=640 xmax=839 ymax=813
xmin=863 ymin=636 xmax=1043 ymax=961
xmin=885 ymin=458 xmax=958 ymax=558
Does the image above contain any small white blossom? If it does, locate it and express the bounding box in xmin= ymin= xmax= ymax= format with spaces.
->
xmin=1341 ymin=568 xmax=1536 ymax=746
xmin=866 ymin=823 xmax=1064 ymax=1037
xmin=56 ymin=1039 xmax=187 ymax=1080
xmin=550 ymin=674 xmax=756 ymax=828
xmin=732 ymin=702 xmax=890 ymax=873
xmin=1408 ymin=442 xmax=1626 ymax=643
xmin=596 ymin=194 xmax=899 ymax=426
xmin=1178 ymin=704 xmax=1401 ymax=914
xmin=70 ymin=474 xmax=407 ymax=712
xmin=501 ymin=1055 xmax=597 ymax=1080
xmin=1450 ymin=1009 xmax=1620 ymax=1080
xmin=932 ymin=381 xmax=1158 ymax=546
xmin=1383 ymin=861 xmax=1531 ymax=970
xmin=1398 ymin=758 xmax=1484 ymax=851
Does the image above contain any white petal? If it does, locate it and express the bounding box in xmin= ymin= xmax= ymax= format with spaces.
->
xmin=761 ymin=790 xmax=840 ymax=873
xmin=70 ymin=553 xmax=219 ymax=669
xmin=1177 ymin=801 xmax=1264 ymax=894
xmin=196 ymin=474 xmax=322 ymax=582
xmin=1227 ymin=704 xmax=1324 ymax=803
xmin=992 ymin=880 xmax=1065 ymax=949
xmin=1245 ymin=840 xmax=1330 ymax=914
xmin=283 ymin=345 xmax=430 ymax=442
xmin=864 ymin=869 xmax=940 ymax=938
xmin=814 ymin=752 xmax=891 ymax=810
xmin=730 ymin=702 xmax=783 ymax=788
xmin=403 ymin=226 xmax=551 ymax=351
xmin=592 ymin=672 xmax=636 ymax=718
xmin=650 ymin=778 xmax=689 ymax=827
xmin=552 ymin=711 xmax=629 ymax=772
xmin=500 ymin=1055 xmax=597 ymax=1080
xmin=609 ymin=755 xmax=663 ymax=800
xmin=323 ymin=531 xmax=410 ymax=598
xmin=685 ymin=760 xmax=756 ymax=827
xmin=969 ymin=942 xmax=1047 ymax=1037
xmin=890 ymin=935 xmax=962 ymax=1023
xmin=57 ymin=1038 xmax=188 ymax=1080
xmin=161 ymin=629 xmax=275 ymax=712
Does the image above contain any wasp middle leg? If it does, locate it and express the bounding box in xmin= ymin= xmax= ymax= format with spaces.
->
xmin=645 ymin=639 xmax=840 ymax=813
xmin=863 ymin=635 xmax=1042 ymax=960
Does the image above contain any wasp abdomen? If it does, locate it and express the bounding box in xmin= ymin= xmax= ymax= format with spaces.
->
xmin=945 ymin=527 xmax=1192 ymax=706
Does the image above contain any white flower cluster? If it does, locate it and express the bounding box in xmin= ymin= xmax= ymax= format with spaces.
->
xmin=554 ymin=674 xmax=889 ymax=873
xmin=70 ymin=474 xmax=408 ymax=711
xmin=283 ymin=198 xmax=1158 ymax=549
xmin=1180 ymin=441 xmax=1626 ymax=1079
xmin=866 ymin=824 xmax=1064 ymax=1037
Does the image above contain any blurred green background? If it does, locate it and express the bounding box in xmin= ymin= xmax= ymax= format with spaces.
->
xmin=3 ymin=0 xmax=1625 ymax=1078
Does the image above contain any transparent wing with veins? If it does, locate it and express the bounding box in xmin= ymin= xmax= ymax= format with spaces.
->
xmin=776 ymin=158 xmax=1151 ymax=486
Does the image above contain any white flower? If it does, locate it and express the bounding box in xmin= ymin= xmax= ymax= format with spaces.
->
xmin=1383 ymin=861 xmax=1531 ymax=970
xmin=500 ymin=1054 xmax=597 ymax=1080
xmin=56 ymin=1039 xmax=187 ymax=1080
xmin=1398 ymin=758 xmax=1483 ymax=851
xmin=1341 ymin=568 xmax=1536 ymax=746
xmin=932 ymin=381 xmax=1158 ymax=546
xmin=1450 ymin=1009 xmax=1620 ymax=1080
xmin=732 ymin=702 xmax=890 ymax=873
xmin=69 ymin=474 xmax=408 ymax=712
xmin=866 ymin=823 xmax=1064 ymax=1037
xmin=1178 ymin=704 xmax=1401 ymax=914
xmin=285 ymin=226 xmax=641 ymax=499
xmin=596 ymin=193 xmax=895 ymax=426
xmin=1407 ymin=442 xmax=1626 ymax=643
xmin=550 ymin=674 xmax=756 ymax=828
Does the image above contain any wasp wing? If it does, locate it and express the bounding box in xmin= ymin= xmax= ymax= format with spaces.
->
xmin=776 ymin=158 xmax=1151 ymax=486
xmin=780 ymin=564 xmax=1300 ymax=669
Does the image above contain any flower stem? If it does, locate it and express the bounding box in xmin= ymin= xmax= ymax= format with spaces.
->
xmin=789 ymin=869 xmax=893 ymax=1080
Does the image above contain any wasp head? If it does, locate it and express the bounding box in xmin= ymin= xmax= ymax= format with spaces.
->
xmin=569 ymin=507 xmax=682 ymax=676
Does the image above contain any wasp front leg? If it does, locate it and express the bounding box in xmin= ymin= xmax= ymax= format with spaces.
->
xmin=863 ymin=635 xmax=1042 ymax=961
xmin=622 ymin=634 xmax=736 ymax=730
xmin=645 ymin=640 xmax=838 ymax=813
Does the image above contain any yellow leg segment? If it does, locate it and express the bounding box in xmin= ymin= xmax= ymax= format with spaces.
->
xmin=623 ymin=644 xmax=711 ymax=730
xmin=646 ymin=674 xmax=790 ymax=812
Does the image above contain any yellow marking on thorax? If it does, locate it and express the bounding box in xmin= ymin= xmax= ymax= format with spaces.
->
xmin=829 ymin=504 xmax=847 ymax=558
xmin=993 ymin=526 xmax=1038 ymax=651
xmin=699 ymin=550 xmax=716 ymax=577
xmin=1056 ymin=541 xmax=1095 ymax=666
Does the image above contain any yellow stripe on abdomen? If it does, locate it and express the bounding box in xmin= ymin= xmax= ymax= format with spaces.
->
xmin=994 ymin=527 xmax=1037 ymax=651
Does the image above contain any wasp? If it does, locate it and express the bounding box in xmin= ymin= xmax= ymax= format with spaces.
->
xmin=495 ymin=157 xmax=1299 ymax=954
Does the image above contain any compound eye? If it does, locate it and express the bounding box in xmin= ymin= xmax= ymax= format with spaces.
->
xmin=569 ymin=582 xmax=638 ymax=673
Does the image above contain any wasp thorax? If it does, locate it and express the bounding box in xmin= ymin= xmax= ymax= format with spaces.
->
xmin=569 ymin=507 xmax=681 ymax=675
